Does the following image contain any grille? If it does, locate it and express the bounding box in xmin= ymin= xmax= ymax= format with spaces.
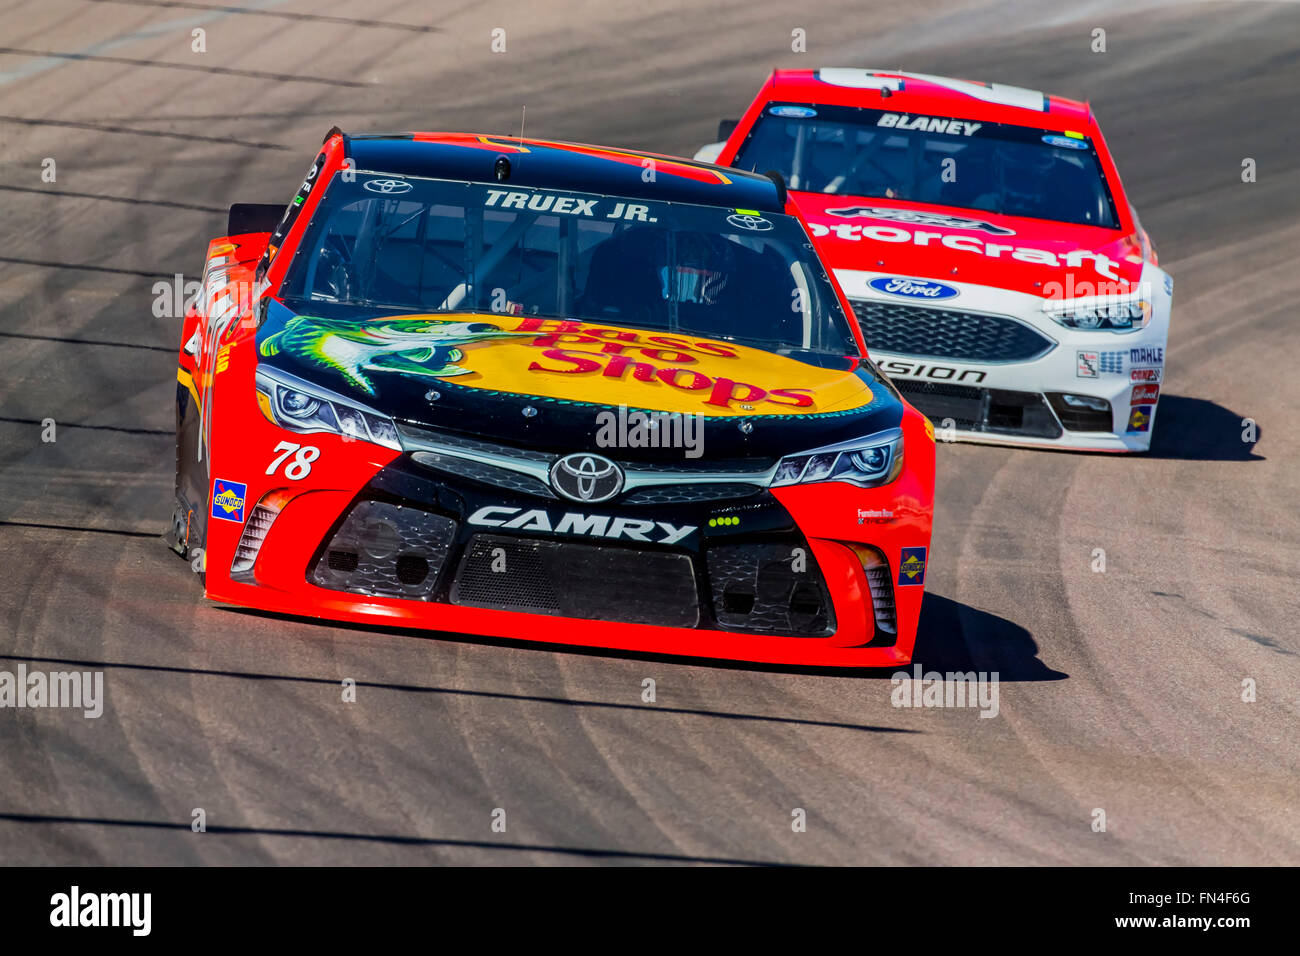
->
xmin=410 ymin=451 xmax=555 ymax=498
xmin=231 ymin=502 xmax=281 ymax=578
xmin=399 ymin=424 xmax=552 ymax=464
xmin=706 ymin=541 xmax=834 ymax=637
xmin=864 ymin=564 xmax=897 ymax=635
xmin=851 ymin=299 xmax=1054 ymax=363
xmin=895 ymin=380 xmax=1063 ymax=439
xmin=1045 ymin=393 xmax=1114 ymax=432
xmin=619 ymin=482 xmax=764 ymax=506
xmin=451 ymin=534 xmax=699 ymax=627
xmin=631 ymin=458 xmax=776 ymax=475
xmin=310 ymin=501 xmax=456 ymax=599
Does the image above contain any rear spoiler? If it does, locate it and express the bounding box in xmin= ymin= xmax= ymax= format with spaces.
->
xmin=226 ymin=127 xmax=347 ymax=236
xmin=226 ymin=203 xmax=285 ymax=237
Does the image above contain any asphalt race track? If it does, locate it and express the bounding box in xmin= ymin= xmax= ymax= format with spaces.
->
xmin=1 ymin=0 xmax=1297 ymax=866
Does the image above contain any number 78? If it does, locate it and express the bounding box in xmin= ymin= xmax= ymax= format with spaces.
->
xmin=266 ymin=441 xmax=319 ymax=480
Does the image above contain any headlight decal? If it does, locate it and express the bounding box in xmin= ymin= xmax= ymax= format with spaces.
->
xmin=1042 ymin=291 xmax=1151 ymax=332
xmin=771 ymin=427 xmax=903 ymax=489
xmin=255 ymin=365 xmax=401 ymax=450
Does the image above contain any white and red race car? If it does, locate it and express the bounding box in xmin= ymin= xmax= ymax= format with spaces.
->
xmin=698 ymin=69 xmax=1171 ymax=451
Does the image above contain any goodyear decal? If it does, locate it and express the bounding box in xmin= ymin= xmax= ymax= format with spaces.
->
xmin=210 ymin=479 xmax=248 ymax=523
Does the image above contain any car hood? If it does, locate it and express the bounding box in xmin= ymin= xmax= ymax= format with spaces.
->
xmin=792 ymin=194 xmax=1146 ymax=298
xmin=256 ymin=298 xmax=904 ymax=460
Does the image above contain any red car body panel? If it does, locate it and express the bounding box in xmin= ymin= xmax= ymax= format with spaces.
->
xmin=717 ymin=70 xmax=1154 ymax=291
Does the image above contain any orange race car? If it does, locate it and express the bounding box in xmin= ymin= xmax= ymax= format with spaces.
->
xmin=167 ymin=130 xmax=935 ymax=667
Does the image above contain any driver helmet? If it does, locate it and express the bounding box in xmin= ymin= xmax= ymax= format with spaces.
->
xmin=992 ymin=145 xmax=1057 ymax=209
xmin=658 ymin=230 xmax=732 ymax=306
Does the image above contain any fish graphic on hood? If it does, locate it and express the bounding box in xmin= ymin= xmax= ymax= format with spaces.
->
xmin=258 ymin=315 xmax=527 ymax=394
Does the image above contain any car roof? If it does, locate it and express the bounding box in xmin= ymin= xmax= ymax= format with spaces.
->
xmin=344 ymin=133 xmax=786 ymax=212
xmin=764 ymin=69 xmax=1094 ymax=130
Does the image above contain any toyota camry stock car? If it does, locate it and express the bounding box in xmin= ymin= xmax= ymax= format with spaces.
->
xmin=167 ymin=130 xmax=935 ymax=667
xmin=697 ymin=69 xmax=1172 ymax=451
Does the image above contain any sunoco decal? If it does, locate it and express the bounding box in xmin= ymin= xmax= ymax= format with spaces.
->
xmin=1126 ymin=406 xmax=1153 ymax=433
xmin=210 ymin=479 xmax=247 ymax=523
xmin=897 ymin=547 xmax=928 ymax=586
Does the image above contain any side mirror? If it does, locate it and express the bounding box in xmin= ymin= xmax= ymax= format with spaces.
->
xmin=717 ymin=119 xmax=740 ymax=142
xmin=764 ymin=170 xmax=788 ymax=206
xmin=693 ymin=143 xmax=725 ymax=164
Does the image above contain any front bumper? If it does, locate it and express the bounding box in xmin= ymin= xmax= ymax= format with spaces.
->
xmin=202 ymin=414 xmax=936 ymax=668
xmin=839 ymin=269 xmax=1172 ymax=452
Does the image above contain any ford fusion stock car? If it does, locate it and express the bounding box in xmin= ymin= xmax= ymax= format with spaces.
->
xmin=698 ymin=69 xmax=1172 ymax=451
xmin=168 ymin=131 xmax=935 ymax=667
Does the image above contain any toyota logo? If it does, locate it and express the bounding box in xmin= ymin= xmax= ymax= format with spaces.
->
xmin=549 ymin=453 xmax=624 ymax=503
xmin=726 ymin=213 xmax=773 ymax=231
xmin=363 ymin=178 xmax=413 ymax=195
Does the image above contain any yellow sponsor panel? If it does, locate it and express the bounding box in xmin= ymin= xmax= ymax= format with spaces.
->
xmin=410 ymin=316 xmax=873 ymax=416
xmin=257 ymin=313 xmax=876 ymax=415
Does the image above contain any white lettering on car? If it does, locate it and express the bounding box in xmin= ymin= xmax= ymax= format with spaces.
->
xmin=877 ymin=113 xmax=983 ymax=136
xmin=468 ymin=506 xmax=697 ymax=544
xmin=807 ymin=220 xmax=1121 ymax=278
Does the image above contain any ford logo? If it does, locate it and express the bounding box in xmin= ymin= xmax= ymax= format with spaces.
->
xmin=868 ymin=276 xmax=959 ymax=300
xmin=769 ymin=105 xmax=817 ymax=118
xmin=549 ymin=453 xmax=624 ymax=503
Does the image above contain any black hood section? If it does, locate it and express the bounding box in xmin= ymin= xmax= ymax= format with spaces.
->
xmin=256 ymin=297 xmax=905 ymax=460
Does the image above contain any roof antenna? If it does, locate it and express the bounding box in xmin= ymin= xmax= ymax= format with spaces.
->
xmin=494 ymin=106 xmax=525 ymax=181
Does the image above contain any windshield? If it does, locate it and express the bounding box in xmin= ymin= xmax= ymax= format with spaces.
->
xmin=734 ymin=103 xmax=1120 ymax=229
xmin=279 ymin=174 xmax=859 ymax=359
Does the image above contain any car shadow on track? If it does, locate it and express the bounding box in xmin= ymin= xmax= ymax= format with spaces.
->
xmin=1144 ymin=395 xmax=1264 ymax=461
xmin=222 ymin=594 xmax=1062 ymax=683
xmin=911 ymin=593 xmax=1065 ymax=683
xmin=0 ymin=811 xmax=792 ymax=865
